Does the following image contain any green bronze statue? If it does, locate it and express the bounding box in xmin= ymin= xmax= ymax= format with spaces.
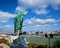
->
xmin=14 ymin=11 xmax=28 ymax=35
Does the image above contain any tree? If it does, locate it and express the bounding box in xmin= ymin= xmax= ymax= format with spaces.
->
xmin=36 ymin=32 xmax=39 ymax=35
xmin=23 ymin=32 xmax=26 ymax=34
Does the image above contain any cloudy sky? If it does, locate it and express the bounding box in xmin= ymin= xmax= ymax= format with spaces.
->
xmin=0 ymin=0 xmax=60 ymax=33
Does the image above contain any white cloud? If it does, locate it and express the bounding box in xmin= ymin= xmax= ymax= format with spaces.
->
xmin=0 ymin=25 xmax=14 ymax=32
xmin=49 ymin=0 xmax=60 ymax=10
xmin=3 ymin=25 xmax=13 ymax=28
xmin=18 ymin=0 xmax=48 ymax=8
xmin=0 ymin=25 xmax=13 ymax=29
xmin=23 ymin=19 xmax=32 ymax=24
xmin=19 ymin=0 xmax=60 ymax=8
xmin=16 ymin=6 xmax=26 ymax=12
xmin=35 ymin=18 xmax=56 ymax=24
xmin=23 ymin=17 xmax=60 ymax=32
xmin=54 ymin=7 xmax=59 ymax=10
xmin=34 ymin=9 xmax=49 ymax=15
xmin=53 ymin=24 xmax=58 ymax=26
xmin=36 ymin=24 xmax=48 ymax=27
xmin=49 ymin=0 xmax=60 ymax=6
xmin=0 ymin=10 xmax=16 ymax=22
xmin=57 ymin=19 xmax=60 ymax=22
xmin=18 ymin=0 xmax=60 ymax=13
xmin=23 ymin=17 xmax=58 ymax=26
xmin=28 ymin=20 xmax=32 ymax=24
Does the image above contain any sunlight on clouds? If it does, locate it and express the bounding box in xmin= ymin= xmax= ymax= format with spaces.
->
xmin=27 ymin=20 xmax=32 ymax=24
xmin=18 ymin=0 xmax=41 ymax=7
xmin=0 ymin=25 xmax=14 ymax=32
xmin=23 ymin=17 xmax=60 ymax=32
xmin=34 ymin=9 xmax=49 ymax=15
xmin=33 ymin=18 xmax=56 ymax=24
xmin=49 ymin=0 xmax=60 ymax=10
xmin=0 ymin=25 xmax=13 ymax=29
xmin=3 ymin=25 xmax=13 ymax=28
xmin=18 ymin=0 xmax=48 ymax=10
xmin=16 ymin=6 xmax=26 ymax=12
xmin=0 ymin=10 xmax=16 ymax=23
xmin=23 ymin=17 xmax=59 ymax=26
xmin=18 ymin=0 xmax=60 ymax=14
xmin=19 ymin=0 xmax=60 ymax=8
xmin=49 ymin=0 xmax=60 ymax=6
xmin=0 ymin=11 xmax=15 ymax=18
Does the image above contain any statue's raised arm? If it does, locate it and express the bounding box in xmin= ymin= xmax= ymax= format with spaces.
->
xmin=23 ymin=11 xmax=28 ymax=16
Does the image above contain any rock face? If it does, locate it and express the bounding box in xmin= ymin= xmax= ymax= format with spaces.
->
xmin=0 ymin=43 xmax=10 ymax=48
xmin=10 ymin=36 xmax=28 ymax=48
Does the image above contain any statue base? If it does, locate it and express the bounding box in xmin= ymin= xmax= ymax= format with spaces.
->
xmin=10 ymin=35 xmax=28 ymax=48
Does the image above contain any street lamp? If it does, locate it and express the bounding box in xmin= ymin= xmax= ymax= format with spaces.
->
xmin=45 ymin=33 xmax=53 ymax=48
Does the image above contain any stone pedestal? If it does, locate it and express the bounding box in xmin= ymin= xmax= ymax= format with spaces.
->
xmin=10 ymin=35 xmax=28 ymax=48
